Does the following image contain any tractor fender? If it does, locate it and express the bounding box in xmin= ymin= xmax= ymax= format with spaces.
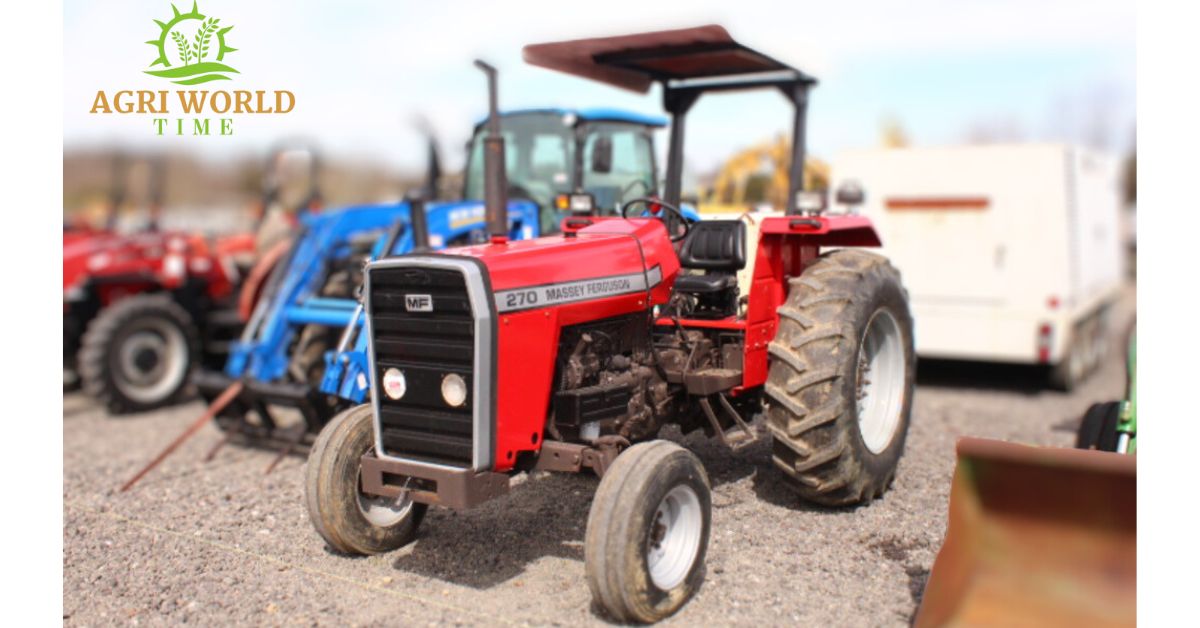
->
xmin=758 ymin=214 xmax=882 ymax=248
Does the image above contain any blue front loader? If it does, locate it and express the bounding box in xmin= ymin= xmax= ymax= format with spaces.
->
xmin=195 ymin=198 xmax=539 ymax=435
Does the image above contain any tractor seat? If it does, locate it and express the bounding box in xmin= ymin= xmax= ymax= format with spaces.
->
xmin=674 ymin=220 xmax=746 ymax=294
xmin=675 ymin=273 xmax=736 ymax=293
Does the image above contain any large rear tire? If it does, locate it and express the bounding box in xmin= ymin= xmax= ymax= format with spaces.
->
xmin=584 ymin=440 xmax=711 ymax=623
xmin=305 ymin=404 xmax=426 ymax=555
xmin=765 ymin=250 xmax=915 ymax=505
xmin=79 ymin=293 xmax=199 ymax=414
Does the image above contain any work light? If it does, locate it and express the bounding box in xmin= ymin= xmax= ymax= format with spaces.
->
xmin=441 ymin=373 xmax=468 ymax=407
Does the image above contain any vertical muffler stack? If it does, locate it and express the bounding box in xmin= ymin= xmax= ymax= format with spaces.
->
xmin=474 ymin=60 xmax=508 ymax=243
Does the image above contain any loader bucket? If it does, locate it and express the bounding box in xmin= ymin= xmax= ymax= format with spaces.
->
xmin=915 ymin=437 xmax=1135 ymax=628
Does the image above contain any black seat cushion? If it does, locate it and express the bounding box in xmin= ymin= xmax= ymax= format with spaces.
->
xmin=677 ymin=220 xmax=746 ymax=271
xmin=674 ymin=273 xmax=737 ymax=294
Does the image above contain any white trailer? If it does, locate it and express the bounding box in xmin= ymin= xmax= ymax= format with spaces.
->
xmin=831 ymin=144 xmax=1125 ymax=388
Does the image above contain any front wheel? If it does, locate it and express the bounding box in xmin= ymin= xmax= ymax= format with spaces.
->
xmin=765 ymin=250 xmax=915 ymax=505
xmin=584 ymin=440 xmax=711 ymax=623
xmin=305 ymin=404 xmax=427 ymax=555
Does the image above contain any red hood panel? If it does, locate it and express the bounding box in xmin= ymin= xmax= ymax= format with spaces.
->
xmin=451 ymin=218 xmax=680 ymax=305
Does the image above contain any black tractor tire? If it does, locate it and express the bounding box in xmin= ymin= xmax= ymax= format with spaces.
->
xmin=584 ymin=440 xmax=711 ymax=624
xmin=79 ymin=293 xmax=200 ymax=414
xmin=764 ymin=249 xmax=915 ymax=506
xmin=1076 ymin=401 xmax=1121 ymax=451
xmin=305 ymin=404 xmax=427 ymax=555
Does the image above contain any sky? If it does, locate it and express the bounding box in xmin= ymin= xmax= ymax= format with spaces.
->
xmin=64 ymin=0 xmax=1136 ymax=177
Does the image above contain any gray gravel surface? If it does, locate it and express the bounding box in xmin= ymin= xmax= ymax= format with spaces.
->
xmin=64 ymin=290 xmax=1134 ymax=626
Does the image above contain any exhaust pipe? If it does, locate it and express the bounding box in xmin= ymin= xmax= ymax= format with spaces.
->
xmin=105 ymin=153 xmax=129 ymax=232
xmin=401 ymin=119 xmax=440 ymax=253
xmin=146 ymin=157 xmax=166 ymax=232
xmin=408 ymin=195 xmax=431 ymax=252
xmin=474 ymin=59 xmax=508 ymax=243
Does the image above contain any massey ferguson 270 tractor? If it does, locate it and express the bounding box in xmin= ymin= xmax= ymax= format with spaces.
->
xmin=306 ymin=26 xmax=915 ymax=622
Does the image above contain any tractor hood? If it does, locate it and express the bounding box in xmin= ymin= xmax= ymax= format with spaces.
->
xmin=446 ymin=217 xmax=679 ymax=314
xmin=62 ymin=230 xmax=203 ymax=291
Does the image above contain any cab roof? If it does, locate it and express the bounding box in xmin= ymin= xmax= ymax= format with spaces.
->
xmin=474 ymin=108 xmax=667 ymax=130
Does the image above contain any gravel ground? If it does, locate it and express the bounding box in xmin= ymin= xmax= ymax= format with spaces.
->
xmin=63 ymin=289 xmax=1134 ymax=626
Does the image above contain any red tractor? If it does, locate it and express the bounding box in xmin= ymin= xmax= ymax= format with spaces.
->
xmin=306 ymin=26 xmax=915 ymax=622
xmin=64 ymin=149 xmax=318 ymax=413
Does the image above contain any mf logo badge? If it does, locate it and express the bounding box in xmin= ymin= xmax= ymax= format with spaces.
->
xmin=405 ymin=294 xmax=433 ymax=312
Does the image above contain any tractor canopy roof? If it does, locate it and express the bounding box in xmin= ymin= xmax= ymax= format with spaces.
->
xmin=522 ymin=24 xmax=816 ymax=94
xmin=473 ymin=108 xmax=667 ymax=130
xmin=523 ymin=25 xmax=820 ymax=214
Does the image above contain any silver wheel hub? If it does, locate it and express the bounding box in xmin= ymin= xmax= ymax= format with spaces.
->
xmin=646 ymin=484 xmax=702 ymax=591
xmin=856 ymin=309 xmax=906 ymax=454
xmin=114 ymin=318 xmax=189 ymax=403
xmin=355 ymin=468 xmax=415 ymax=528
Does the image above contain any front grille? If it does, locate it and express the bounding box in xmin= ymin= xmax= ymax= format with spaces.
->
xmin=368 ymin=264 xmax=477 ymax=467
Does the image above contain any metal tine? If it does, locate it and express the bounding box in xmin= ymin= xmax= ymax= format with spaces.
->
xmin=120 ymin=382 xmax=243 ymax=492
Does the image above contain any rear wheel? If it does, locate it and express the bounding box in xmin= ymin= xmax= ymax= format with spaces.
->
xmin=305 ymin=404 xmax=426 ymax=555
xmin=584 ymin=440 xmax=711 ymax=623
xmin=765 ymin=250 xmax=915 ymax=505
xmin=79 ymin=293 xmax=199 ymax=414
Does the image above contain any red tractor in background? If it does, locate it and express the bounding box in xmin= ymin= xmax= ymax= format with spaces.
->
xmin=306 ymin=26 xmax=915 ymax=622
xmin=64 ymin=148 xmax=319 ymax=413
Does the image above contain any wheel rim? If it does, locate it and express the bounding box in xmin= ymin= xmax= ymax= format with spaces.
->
xmin=646 ymin=484 xmax=703 ymax=591
xmin=113 ymin=318 xmax=189 ymax=404
xmin=355 ymin=468 xmax=415 ymax=528
xmin=856 ymin=308 xmax=906 ymax=454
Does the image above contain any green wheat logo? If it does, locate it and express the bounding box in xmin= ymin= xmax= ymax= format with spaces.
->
xmin=145 ymin=2 xmax=238 ymax=85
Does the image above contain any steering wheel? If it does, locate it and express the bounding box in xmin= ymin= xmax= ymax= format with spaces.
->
xmin=620 ymin=197 xmax=691 ymax=243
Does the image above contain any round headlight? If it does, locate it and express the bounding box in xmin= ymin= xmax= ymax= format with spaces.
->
xmin=441 ymin=373 xmax=468 ymax=407
xmin=381 ymin=368 xmax=406 ymax=400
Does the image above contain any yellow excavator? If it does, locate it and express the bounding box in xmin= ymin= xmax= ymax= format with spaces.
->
xmin=697 ymin=134 xmax=829 ymax=214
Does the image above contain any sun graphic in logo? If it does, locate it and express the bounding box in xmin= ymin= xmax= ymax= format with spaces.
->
xmin=145 ymin=2 xmax=238 ymax=85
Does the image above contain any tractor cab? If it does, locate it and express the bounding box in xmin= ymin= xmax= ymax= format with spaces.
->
xmin=462 ymin=108 xmax=666 ymax=235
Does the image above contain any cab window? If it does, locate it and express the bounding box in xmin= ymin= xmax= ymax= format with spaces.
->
xmin=581 ymin=124 xmax=655 ymax=213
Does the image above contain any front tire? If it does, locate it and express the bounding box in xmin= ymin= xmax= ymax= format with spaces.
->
xmin=584 ymin=441 xmax=711 ymax=623
xmin=79 ymin=293 xmax=199 ymax=414
xmin=765 ymin=250 xmax=915 ymax=505
xmin=305 ymin=404 xmax=426 ymax=555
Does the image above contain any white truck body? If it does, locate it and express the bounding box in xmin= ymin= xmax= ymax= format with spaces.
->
xmin=830 ymin=144 xmax=1124 ymax=367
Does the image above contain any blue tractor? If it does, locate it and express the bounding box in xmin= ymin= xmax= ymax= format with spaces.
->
xmin=199 ymin=107 xmax=687 ymax=441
